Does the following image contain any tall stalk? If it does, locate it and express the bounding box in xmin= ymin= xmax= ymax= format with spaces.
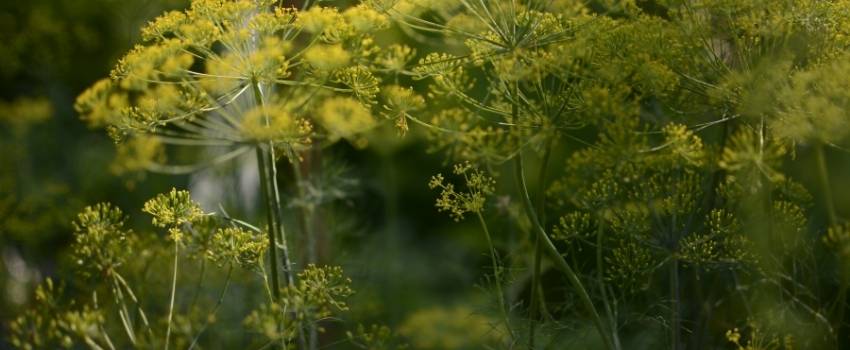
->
xmin=515 ymin=153 xmax=616 ymax=350
xmin=509 ymin=78 xmax=613 ymax=349
xmin=251 ymin=80 xmax=304 ymax=349
xmin=475 ymin=211 xmax=516 ymax=344
xmin=293 ymin=158 xmax=317 ymax=264
xmin=670 ymin=258 xmax=680 ymax=350
xmin=815 ymin=143 xmax=838 ymax=227
xmin=164 ymin=241 xmax=179 ymax=350
xmin=292 ymin=155 xmax=319 ymax=350
xmin=256 ymin=147 xmax=282 ymax=297
xmin=817 ymin=142 xmax=847 ymax=331
xmin=596 ymin=220 xmax=621 ymax=349
xmin=529 ymin=137 xmax=554 ymax=349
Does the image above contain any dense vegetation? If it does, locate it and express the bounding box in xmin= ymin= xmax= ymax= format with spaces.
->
xmin=4 ymin=0 xmax=850 ymax=349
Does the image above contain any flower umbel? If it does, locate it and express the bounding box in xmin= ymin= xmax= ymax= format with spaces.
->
xmin=429 ymin=162 xmax=496 ymax=221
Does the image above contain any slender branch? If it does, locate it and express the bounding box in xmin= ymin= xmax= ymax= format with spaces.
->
xmin=815 ymin=142 xmax=838 ymax=226
xmin=515 ymin=152 xmax=616 ymax=350
xmin=817 ymin=142 xmax=848 ymax=332
xmin=257 ymin=146 xmax=282 ymax=300
xmin=164 ymin=241 xmax=179 ymax=350
xmin=188 ymin=265 xmax=234 ymax=350
xmin=596 ymin=220 xmax=621 ymax=350
xmin=189 ymin=259 xmax=207 ymax=310
xmin=507 ymin=75 xmax=612 ymax=348
xmin=475 ymin=211 xmax=516 ymax=344
xmin=90 ymin=291 xmax=117 ymax=350
xmin=110 ymin=277 xmax=137 ymax=346
xmin=113 ymin=272 xmax=153 ymax=339
xmin=292 ymin=156 xmax=316 ymax=264
xmin=84 ymin=336 xmax=108 ymax=350
xmin=529 ymin=136 xmax=554 ymax=349
xmin=251 ymin=79 xmax=304 ymax=350
xmin=670 ymin=257 xmax=680 ymax=350
xmin=292 ymin=150 xmax=320 ymax=350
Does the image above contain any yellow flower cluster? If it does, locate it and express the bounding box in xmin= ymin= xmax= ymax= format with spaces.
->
xmin=317 ymin=97 xmax=376 ymax=147
xmin=240 ymin=104 xmax=312 ymax=145
xmin=429 ymin=162 xmax=496 ymax=221
xmin=143 ymin=188 xmax=204 ymax=228
xmin=73 ymin=0 xmax=397 ymax=177
xmin=382 ymin=84 xmax=424 ymax=135
xmin=207 ymin=227 xmax=268 ymax=269
xmin=305 ymin=44 xmax=352 ymax=71
xmin=719 ymin=129 xmax=787 ymax=188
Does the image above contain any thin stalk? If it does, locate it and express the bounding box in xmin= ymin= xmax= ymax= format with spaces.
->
xmin=111 ymin=278 xmax=137 ymax=345
xmin=267 ymin=146 xmax=296 ymax=288
xmin=818 ymin=142 xmax=847 ymax=330
xmin=292 ymin=156 xmax=316 ymax=264
xmin=515 ymin=153 xmax=615 ymax=350
xmin=529 ymin=136 xmax=554 ymax=349
xmin=188 ymin=265 xmax=234 ymax=350
xmin=99 ymin=331 xmax=116 ymax=350
xmin=670 ymin=203 xmax=681 ymax=350
xmin=113 ymin=272 xmax=153 ymax=338
xmin=257 ymin=254 xmax=274 ymax=302
xmin=91 ymin=291 xmax=117 ymax=350
xmin=596 ymin=221 xmax=621 ymax=349
xmin=251 ymin=80 xmax=295 ymax=287
xmin=164 ymin=241 xmax=178 ymax=350
xmin=509 ymin=77 xmax=612 ymax=348
xmin=475 ymin=211 xmax=516 ymax=344
xmin=189 ymin=259 xmax=207 ymax=309
xmin=815 ymin=142 xmax=838 ymax=226
xmin=84 ymin=336 xmax=108 ymax=350
xmin=252 ymin=79 xmax=304 ymax=350
xmin=257 ymin=146 xmax=282 ymax=300
xmin=293 ymin=154 xmax=319 ymax=350
xmin=670 ymin=258 xmax=680 ymax=350
xmin=529 ymin=217 xmax=542 ymax=349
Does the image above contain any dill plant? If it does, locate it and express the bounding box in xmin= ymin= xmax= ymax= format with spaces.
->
xmin=376 ymin=0 xmax=850 ymax=348
xmin=12 ymin=0 xmax=404 ymax=349
xmin=9 ymin=0 xmax=850 ymax=349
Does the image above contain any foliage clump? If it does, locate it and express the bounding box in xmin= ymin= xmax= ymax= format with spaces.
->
xmin=71 ymin=203 xmax=133 ymax=275
xmin=244 ymin=265 xmax=354 ymax=345
xmin=428 ymin=162 xmax=495 ymax=221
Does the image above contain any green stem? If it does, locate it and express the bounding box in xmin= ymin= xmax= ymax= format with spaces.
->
xmin=251 ymin=80 xmax=303 ymax=350
xmin=670 ymin=258 xmax=680 ymax=350
xmin=188 ymin=265 xmax=234 ymax=350
xmin=476 ymin=211 xmax=515 ymax=344
xmin=113 ymin=272 xmax=153 ymax=338
xmin=84 ymin=336 xmax=108 ymax=350
xmin=815 ymin=142 xmax=838 ymax=226
xmin=292 ymin=157 xmax=319 ymax=350
xmin=164 ymin=241 xmax=178 ymax=350
xmin=293 ymin=158 xmax=316 ymax=264
xmin=515 ymin=153 xmax=615 ymax=350
xmin=529 ymin=137 xmax=554 ymax=349
xmin=111 ymin=277 xmax=137 ymax=345
xmin=256 ymin=147 xmax=282 ymax=299
xmin=189 ymin=259 xmax=206 ymax=309
xmin=818 ymin=143 xmax=847 ymax=332
xmin=507 ymin=78 xmax=612 ymax=348
xmin=91 ymin=291 xmax=117 ymax=350
xmin=596 ymin=220 xmax=621 ymax=349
